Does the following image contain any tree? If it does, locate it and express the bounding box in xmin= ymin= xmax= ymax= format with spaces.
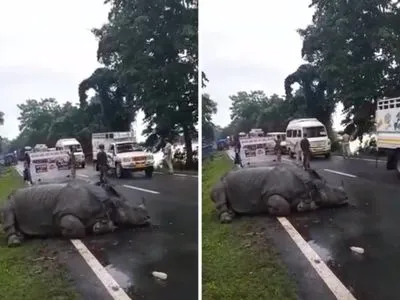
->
xmin=90 ymin=0 xmax=198 ymax=168
xmin=78 ymin=67 xmax=134 ymax=132
xmin=223 ymin=91 xmax=291 ymax=135
xmin=298 ymin=0 xmax=400 ymax=136
xmin=10 ymin=99 xmax=92 ymax=154
xmin=202 ymin=93 xmax=217 ymax=141
xmin=284 ymin=64 xmax=336 ymax=138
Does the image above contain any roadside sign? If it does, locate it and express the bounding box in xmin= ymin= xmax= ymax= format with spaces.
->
xmin=29 ymin=150 xmax=71 ymax=183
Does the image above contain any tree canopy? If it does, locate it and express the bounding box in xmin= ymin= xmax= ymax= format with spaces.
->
xmin=210 ymin=0 xmax=400 ymax=140
xmin=8 ymin=0 xmax=198 ymax=167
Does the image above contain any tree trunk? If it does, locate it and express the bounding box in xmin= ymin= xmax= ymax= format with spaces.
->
xmin=182 ymin=125 xmax=193 ymax=169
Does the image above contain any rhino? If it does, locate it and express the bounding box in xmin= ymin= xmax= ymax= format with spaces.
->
xmin=210 ymin=161 xmax=348 ymax=223
xmin=1 ymin=180 xmax=151 ymax=247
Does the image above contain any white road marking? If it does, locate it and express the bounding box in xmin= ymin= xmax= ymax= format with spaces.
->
xmin=70 ymin=240 xmax=131 ymax=300
xmin=154 ymin=171 xmax=198 ymax=178
xmin=348 ymin=157 xmax=385 ymax=163
xmin=277 ymin=217 xmax=356 ymax=300
xmin=224 ymin=152 xmax=357 ymax=299
xmin=78 ymin=174 xmax=89 ymax=178
xmin=122 ymin=184 xmax=160 ymax=194
xmin=12 ymin=166 xmax=131 ymax=299
xmin=323 ymin=169 xmax=357 ymax=178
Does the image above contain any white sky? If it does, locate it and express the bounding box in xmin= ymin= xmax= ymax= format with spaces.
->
xmin=200 ymin=0 xmax=345 ymax=131
xmin=0 ymin=0 xmax=147 ymax=142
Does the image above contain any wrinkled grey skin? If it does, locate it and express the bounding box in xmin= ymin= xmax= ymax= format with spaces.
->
xmin=210 ymin=161 xmax=348 ymax=223
xmin=1 ymin=180 xmax=151 ymax=247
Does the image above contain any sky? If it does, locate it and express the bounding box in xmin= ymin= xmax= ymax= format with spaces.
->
xmin=0 ymin=0 xmax=147 ymax=142
xmin=200 ymin=0 xmax=345 ymax=131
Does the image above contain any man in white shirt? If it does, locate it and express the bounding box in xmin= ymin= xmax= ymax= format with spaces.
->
xmin=163 ymin=138 xmax=174 ymax=174
xmin=342 ymin=132 xmax=351 ymax=159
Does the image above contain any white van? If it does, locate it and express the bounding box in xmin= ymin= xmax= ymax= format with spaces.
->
xmin=55 ymin=138 xmax=86 ymax=168
xmin=285 ymin=118 xmax=331 ymax=159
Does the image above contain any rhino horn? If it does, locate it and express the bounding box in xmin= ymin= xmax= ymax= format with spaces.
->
xmin=340 ymin=180 xmax=345 ymax=189
xmin=141 ymin=197 xmax=147 ymax=206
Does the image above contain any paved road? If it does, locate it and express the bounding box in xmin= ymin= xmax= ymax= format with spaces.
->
xmin=284 ymin=155 xmax=400 ymax=300
xmin=15 ymin=164 xmax=198 ymax=300
xmin=227 ymin=151 xmax=400 ymax=299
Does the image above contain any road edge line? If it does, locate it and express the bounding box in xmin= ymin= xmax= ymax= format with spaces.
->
xmin=122 ymin=184 xmax=160 ymax=194
xmin=323 ymin=169 xmax=357 ymax=178
xmin=70 ymin=239 xmax=131 ymax=300
xmin=13 ymin=165 xmax=131 ymax=300
xmin=277 ymin=217 xmax=357 ymax=300
xmin=224 ymin=151 xmax=357 ymax=299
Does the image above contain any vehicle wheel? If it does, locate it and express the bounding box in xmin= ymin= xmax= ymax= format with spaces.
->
xmin=145 ymin=167 xmax=153 ymax=178
xmin=324 ymin=152 xmax=331 ymax=159
xmin=115 ymin=163 xmax=123 ymax=179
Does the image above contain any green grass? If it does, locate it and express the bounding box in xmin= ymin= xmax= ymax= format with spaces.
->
xmin=0 ymin=168 xmax=78 ymax=300
xmin=202 ymin=153 xmax=297 ymax=300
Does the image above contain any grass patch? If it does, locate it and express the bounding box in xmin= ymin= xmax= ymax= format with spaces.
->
xmin=202 ymin=153 xmax=297 ymax=300
xmin=0 ymin=168 xmax=78 ymax=300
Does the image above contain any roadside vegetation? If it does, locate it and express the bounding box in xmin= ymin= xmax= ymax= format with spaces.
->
xmin=0 ymin=168 xmax=77 ymax=300
xmin=202 ymin=153 xmax=297 ymax=300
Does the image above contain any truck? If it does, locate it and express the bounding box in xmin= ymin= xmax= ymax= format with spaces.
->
xmin=375 ymin=97 xmax=400 ymax=178
xmin=55 ymin=138 xmax=86 ymax=168
xmin=92 ymin=131 xmax=155 ymax=178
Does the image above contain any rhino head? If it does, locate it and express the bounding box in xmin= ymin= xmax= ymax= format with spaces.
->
xmin=314 ymin=180 xmax=349 ymax=208
xmin=102 ymin=184 xmax=151 ymax=227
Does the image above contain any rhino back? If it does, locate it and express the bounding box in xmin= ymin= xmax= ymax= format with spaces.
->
xmin=13 ymin=184 xmax=68 ymax=236
xmin=225 ymin=166 xmax=310 ymax=214
xmin=13 ymin=182 xmax=107 ymax=236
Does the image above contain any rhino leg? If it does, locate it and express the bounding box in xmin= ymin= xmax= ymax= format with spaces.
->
xmin=265 ymin=194 xmax=291 ymax=216
xmin=2 ymin=196 xmax=23 ymax=247
xmin=92 ymin=220 xmax=116 ymax=234
xmin=59 ymin=215 xmax=86 ymax=238
xmin=297 ymin=200 xmax=317 ymax=212
xmin=211 ymin=181 xmax=233 ymax=223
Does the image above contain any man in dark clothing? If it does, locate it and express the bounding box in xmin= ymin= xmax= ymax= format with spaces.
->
xmin=96 ymin=144 xmax=108 ymax=183
xmin=23 ymin=152 xmax=33 ymax=184
xmin=300 ymin=133 xmax=311 ymax=170
xmin=234 ymin=136 xmax=242 ymax=167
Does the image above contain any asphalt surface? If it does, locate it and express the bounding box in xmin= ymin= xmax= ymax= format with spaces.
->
xmin=284 ymin=155 xmax=400 ymax=300
xmin=227 ymin=150 xmax=400 ymax=299
xmin=15 ymin=164 xmax=198 ymax=300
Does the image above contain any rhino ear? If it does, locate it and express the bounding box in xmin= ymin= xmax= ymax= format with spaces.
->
xmin=104 ymin=184 xmax=120 ymax=198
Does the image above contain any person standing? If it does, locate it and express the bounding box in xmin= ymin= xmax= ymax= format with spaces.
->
xmin=69 ymin=146 xmax=76 ymax=179
xmin=163 ymin=138 xmax=174 ymax=174
xmin=300 ymin=133 xmax=311 ymax=170
xmin=23 ymin=152 xmax=33 ymax=185
xmin=96 ymin=144 xmax=108 ymax=183
xmin=274 ymin=135 xmax=282 ymax=162
xmin=342 ymin=131 xmax=351 ymax=159
xmin=294 ymin=138 xmax=302 ymax=165
xmin=234 ymin=136 xmax=242 ymax=167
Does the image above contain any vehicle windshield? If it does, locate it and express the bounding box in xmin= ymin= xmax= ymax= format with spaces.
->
xmin=116 ymin=143 xmax=144 ymax=153
xmin=304 ymin=126 xmax=327 ymax=138
xmin=268 ymin=134 xmax=286 ymax=141
xmin=64 ymin=145 xmax=82 ymax=152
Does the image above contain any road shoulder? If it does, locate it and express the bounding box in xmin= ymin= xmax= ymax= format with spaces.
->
xmin=0 ymin=168 xmax=80 ymax=300
xmin=202 ymin=153 xmax=297 ymax=300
